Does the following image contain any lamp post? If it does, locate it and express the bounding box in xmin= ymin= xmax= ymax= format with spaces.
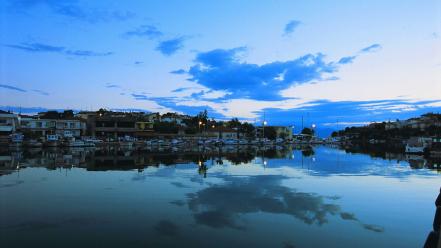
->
xmin=263 ymin=120 xmax=267 ymax=142
xmin=311 ymin=124 xmax=316 ymax=138
xmin=291 ymin=125 xmax=295 ymax=142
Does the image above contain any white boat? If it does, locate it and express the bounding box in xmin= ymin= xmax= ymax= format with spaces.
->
xmin=24 ymin=139 xmax=43 ymax=148
xmin=82 ymin=137 xmax=103 ymax=145
xmin=119 ymin=141 xmax=134 ymax=148
xmin=66 ymin=139 xmax=86 ymax=147
xmin=223 ymin=139 xmax=238 ymax=145
xmin=171 ymin=139 xmax=184 ymax=146
xmin=145 ymin=139 xmax=156 ymax=146
xmin=250 ymin=140 xmax=260 ymax=145
xmin=119 ymin=136 xmax=136 ymax=148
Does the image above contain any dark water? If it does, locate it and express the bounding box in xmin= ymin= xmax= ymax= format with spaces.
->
xmin=0 ymin=146 xmax=439 ymax=248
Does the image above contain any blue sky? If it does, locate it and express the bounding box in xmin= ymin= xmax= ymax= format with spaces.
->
xmin=1 ymin=0 xmax=440 ymax=133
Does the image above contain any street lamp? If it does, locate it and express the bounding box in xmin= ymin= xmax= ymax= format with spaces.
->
xmin=311 ymin=124 xmax=316 ymax=138
xmin=262 ymin=120 xmax=267 ymax=142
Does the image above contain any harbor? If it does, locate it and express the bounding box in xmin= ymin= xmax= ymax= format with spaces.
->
xmin=1 ymin=144 xmax=440 ymax=248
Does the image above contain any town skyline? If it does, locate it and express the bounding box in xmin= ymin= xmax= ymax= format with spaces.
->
xmin=1 ymin=0 xmax=440 ymax=129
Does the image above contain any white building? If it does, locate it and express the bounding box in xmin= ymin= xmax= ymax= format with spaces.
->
xmin=55 ymin=119 xmax=85 ymax=137
xmin=20 ymin=118 xmax=85 ymax=138
xmin=20 ymin=118 xmax=56 ymax=136
xmin=161 ymin=113 xmax=191 ymax=126
xmin=0 ymin=110 xmax=19 ymax=135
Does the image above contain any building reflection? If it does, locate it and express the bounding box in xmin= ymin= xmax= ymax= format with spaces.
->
xmin=1 ymin=144 xmax=440 ymax=177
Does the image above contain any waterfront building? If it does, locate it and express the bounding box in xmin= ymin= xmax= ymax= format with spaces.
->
xmin=94 ymin=114 xmax=137 ymax=139
xmin=205 ymin=127 xmax=238 ymax=140
xmin=20 ymin=117 xmax=56 ymax=137
xmin=0 ymin=110 xmax=19 ymax=136
xmin=54 ymin=119 xmax=86 ymax=137
xmin=19 ymin=117 xmax=85 ymax=138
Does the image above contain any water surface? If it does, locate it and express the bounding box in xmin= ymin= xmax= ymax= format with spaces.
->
xmin=0 ymin=146 xmax=439 ymax=247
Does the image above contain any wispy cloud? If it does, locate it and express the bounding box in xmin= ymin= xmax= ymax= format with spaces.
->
xmin=32 ymin=89 xmax=49 ymax=96
xmin=170 ymin=69 xmax=186 ymax=75
xmin=0 ymin=84 xmax=50 ymax=96
xmin=338 ymin=56 xmax=356 ymax=64
xmin=131 ymin=93 xmax=150 ymax=100
xmin=123 ymin=25 xmax=163 ymax=39
xmin=284 ymin=20 xmax=301 ymax=36
xmin=0 ymin=84 xmax=27 ymax=92
xmin=5 ymin=42 xmax=113 ymax=57
xmin=156 ymin=37 xmax=186 ymax=56
xmin=64 ymin=50 xmax=113 ymax=56
xmin=5 ymin=43 xmax=64 ymax=53
xmin=171 ymin=87 xmax=198 ymax=93
xmin=336 ymin=43 xmax=381 ymax=65
xmin=105 ymin=83 xmax=121 ymax=89
xmin=360 ymin=44 xmax=382 ymax=53
xmin=9 ymin=0 xmax=135 ymax=23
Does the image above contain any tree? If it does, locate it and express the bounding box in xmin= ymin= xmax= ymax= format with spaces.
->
xmin=227 ymin=118 xmax=241 ymax=129
xmin=301 ymin=127 xmax=314 ymax=136
xmin=279 ymin=132 xmax=288 ymax=140
xmin=197 ymin=110 xmax=208 ymax=123
xmin=39 ymin=111 xmax=60 ymax=119
xmin=264 ymin=126 xmax=277 ymax=140
xmin=240 ymin=122 xmax=255 ymax=137
xmin=62 ymin=110 xmax=74 ymax=119
xmin=302 ymin=147 xmax=315 ymax=157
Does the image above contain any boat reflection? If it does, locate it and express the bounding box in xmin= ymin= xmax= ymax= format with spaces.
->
xmin=1 ymin=145 xmax=440 ymax=177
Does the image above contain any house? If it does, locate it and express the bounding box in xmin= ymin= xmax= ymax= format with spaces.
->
xmin=78 ymin=110 xmax=162 ymax=139
xmin=385 ymin=114 xmax=441 ymax=131
xmin=206 ymin=127 xmax=238 ymax=140
xmin=20 ymin=117 xmax=85 ymax=138
xmin=145 ymin=112 xmax=161 ymax=123
xmin=161 ymin=113 xmax=191 ymax=126
xmin=0 ymin=110 xmax=19 ymax=135
xmin=135 ymin=113 xmax=160 ymax=131
xmin=55 ymin=119 xmax=86 ymax=137
xmin=93 ymin=114 xmax=137 ymax=139
xmin=20 ymin=117 xmax=56 ymax=137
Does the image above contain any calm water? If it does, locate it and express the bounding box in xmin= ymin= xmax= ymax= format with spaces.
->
xmin=0 ymin=145 xmax=439 ymax=248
